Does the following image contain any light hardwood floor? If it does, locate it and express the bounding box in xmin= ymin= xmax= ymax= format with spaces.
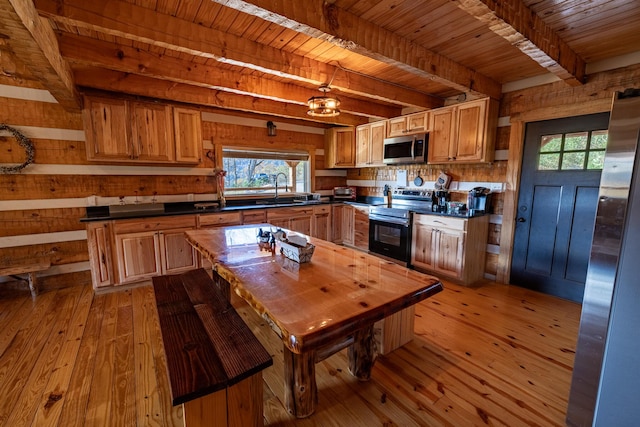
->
xmin=0 ymin=277 xmax=580 ymax=426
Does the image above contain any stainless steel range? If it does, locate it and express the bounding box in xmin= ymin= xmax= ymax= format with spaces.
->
xmin=368 ymin=189 xmax=435 ymax=265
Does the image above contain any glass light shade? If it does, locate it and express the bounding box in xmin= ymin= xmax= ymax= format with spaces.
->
xmin=307 ymin=95 xmax=341 ymax=117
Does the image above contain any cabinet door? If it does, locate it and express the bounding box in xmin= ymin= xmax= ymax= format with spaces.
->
xmin=454 ymin=100 xmax=486 ymax=162
xmin=331 ymin=204 xmax=344 ymax=243
xmin=342 ymin=205 xmax=355 ymax=245
xmin=159 ymin=228 xmax=199 ymax=274
xmin=428 ymin=107 xmax=456 ymax=163
xmin=407 ymin=111 xmax=428 ymax=133
xmin=115 ymin=231 xmax=162 ymax=284
xmin=312 ymin=213 xmax=330 ymax=240
xmin=369 ymin=121 xmax=386 ymax=166
xmin=353 ymin=205 xmax=369 ymax=250
xmin=434 ymin=228 xmax=465 ymax=279
xmin=83 ymin=96 xmax=131 ymax=161
xmin=325 ymin=127 xmax=355 ymax=168
xmin=387 ymin=117 xmax=407 ymax=137
xmin=355 ymin=125 xmax=370 ymax=167
xmin=289 ymin=216 xmax=311 ymax=236
xmin=173 ymin=108 xmax=202 ymax=163
xmin=131 ymin=102 xmax=174 ymax=162
xmin=87 ymin=222 xmax=114 ymax=288
xmin=411 ymin=224 xmax=437 ymax=270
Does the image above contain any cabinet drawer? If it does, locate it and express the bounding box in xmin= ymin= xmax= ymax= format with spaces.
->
xmin=198 ymin=211 xmax=242 ymax=227
xmin=313 ymin=205 xmax=331 ymax=215
xmin=113 ymin=215 xmax=196 ymax=233
xmin=267 ymin=206 xmax=314 ymax=220
xmin=414 ymin=214 xmax=467 ymax=231
xmin=242 ymin=209 xmax=267 ymax=224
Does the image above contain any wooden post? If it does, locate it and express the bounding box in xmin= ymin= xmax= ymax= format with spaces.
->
xmin=348 ymin=325 xmax=376 ymax=380
xmin=283 ymin=346 xmax=317 ymax=418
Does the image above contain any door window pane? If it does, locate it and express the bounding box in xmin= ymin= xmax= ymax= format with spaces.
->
xmin=539 ymin=153 xmax=560 ymax=170
xmin=562 ymin=152 xmax=586 ymax=170
xmin=565 ymin=132 xmax=588 ymax=150
xmin=590 ymin=130 xmax=608 ymax=149
xmin=540 ymin=135 xmax=562 ymax=152
xmin=537 ymin=130 xmax=608 ymax=171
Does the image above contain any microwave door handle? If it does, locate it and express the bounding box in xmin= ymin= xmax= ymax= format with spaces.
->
xmin=411 ymin=136 xmax=416 ymax=159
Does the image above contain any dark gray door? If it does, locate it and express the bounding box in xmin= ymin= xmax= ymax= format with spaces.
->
xmin=511 ymin=113 xmax=609 ymax=302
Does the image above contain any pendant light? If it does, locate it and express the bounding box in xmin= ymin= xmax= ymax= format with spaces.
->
xmin=307 ymin=84 xmax=341 ymax=117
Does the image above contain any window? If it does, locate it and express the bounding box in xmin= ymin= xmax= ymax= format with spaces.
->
xmin=221 ymin=147 xmax=310 ymax=195
xmin=538 ymin=129 xmax=608 ymax=171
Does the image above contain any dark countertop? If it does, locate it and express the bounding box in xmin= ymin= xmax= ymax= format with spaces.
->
xmin=81 ymin=199 xmax=337 ymax=222
xmin=81 ymin=195 xmax=487 ymax=222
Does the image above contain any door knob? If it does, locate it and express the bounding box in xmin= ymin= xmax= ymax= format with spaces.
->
xmin=517 ymin=217 xmax=526 ymax=223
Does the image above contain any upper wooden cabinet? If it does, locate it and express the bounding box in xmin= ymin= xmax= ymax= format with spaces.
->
xmin=83 ymin=95 xmax=203 ymax=165
xmin=355 ymin=121 xmax=386 ymax=167
xmin=173 ymin=107 xmax=203 ymax=163
xmin=130 ymin=101 xmax=175 ymax=162
xmin=325 ymin=126 xmax=355 ymax=168
xmin=428 ymin=98 xmax=498 ymax=164
xmin=387 ymin=111 xmax=429 ymax=138
xmin=83 ymin=96 xmax=131 ymax=161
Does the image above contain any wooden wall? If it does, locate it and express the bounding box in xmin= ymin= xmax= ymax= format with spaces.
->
xmin=2 ymin=63 xmax=638 ymax=288
xmin=0 ymin=81 xmax=328 ymax=290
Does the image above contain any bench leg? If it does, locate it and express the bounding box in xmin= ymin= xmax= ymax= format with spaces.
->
xmin=283 ymin=347 xmax=317 ymax=418
xmin=182 ymin=373 xmax=263 ymax=427
xmin=27 ymin=272 xmax=38 ymax=298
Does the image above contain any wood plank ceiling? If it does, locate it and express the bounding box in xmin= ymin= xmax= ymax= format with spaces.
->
xmin=2 ymin=0 xmax=639 ymax=126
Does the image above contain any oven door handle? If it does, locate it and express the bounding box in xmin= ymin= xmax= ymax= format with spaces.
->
xmin=369 ymin=215 xmax=410 ymax=226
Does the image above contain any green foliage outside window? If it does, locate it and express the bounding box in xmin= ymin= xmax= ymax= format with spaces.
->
xmin=538 ymin=130 xmax=608 ymax=171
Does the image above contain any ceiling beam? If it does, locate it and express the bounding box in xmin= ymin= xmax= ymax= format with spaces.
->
xmin=454 ymin=0 xmax=585 ymax=86
xmin=34 ymin=0 xmax=442 ymax=111
xmin=0 ymin=0 xmax=80 ymax=110
xmin=209 ymin=0 xmax=502 ymax=99
xmin=72 ymin=67 xmax=367 ymax=127
xmin=57 ymin=33 xmax=400 ymax=120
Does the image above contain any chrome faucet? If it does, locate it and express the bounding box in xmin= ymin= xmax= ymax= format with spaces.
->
xmin=274 ymin=172 xmax=288 ymax=198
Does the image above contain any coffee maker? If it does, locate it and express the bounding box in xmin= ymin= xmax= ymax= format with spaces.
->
xmin=467 ymin=187 xmax=492 ymax=216
xmin=434 ymin=190 xmax=450 ymax=213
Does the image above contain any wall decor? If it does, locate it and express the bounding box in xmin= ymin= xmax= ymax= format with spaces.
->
xmin=0 ymin=124 xmax=35 ymax=173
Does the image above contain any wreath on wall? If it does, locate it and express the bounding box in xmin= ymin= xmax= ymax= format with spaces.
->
xmin=0 ymin=124 xmax=35 ymax=173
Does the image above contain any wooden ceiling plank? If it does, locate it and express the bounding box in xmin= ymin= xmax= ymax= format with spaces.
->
xmin=0 ymin=0 xmax=81 ymax=110
xmin=209 ymin=0 xmax=501 ymax=99
xmin=72 ymin=67 xmax=367 ymax=126
xmin=454 ymin=0 xmax=586 ymax=86
xmin=34 ymin=0 xmax=442 ymax=110
xmin=57 ymin=32 xmax=401 ymax=119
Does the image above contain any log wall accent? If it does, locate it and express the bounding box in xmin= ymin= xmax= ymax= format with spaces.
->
xmin=0 ymin=82 xmax=328 ymax=286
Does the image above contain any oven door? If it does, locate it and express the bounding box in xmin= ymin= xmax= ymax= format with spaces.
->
xmin=368 ymin=215 xmax=411 ymax=265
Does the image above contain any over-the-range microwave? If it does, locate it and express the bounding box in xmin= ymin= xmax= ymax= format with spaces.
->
xmin=382 ymin=133 xmax=429 ymax=164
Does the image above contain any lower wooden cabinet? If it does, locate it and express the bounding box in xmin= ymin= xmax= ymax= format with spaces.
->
xmin=113 ymin=216 xmax=199 ymax=285
xmin=87 ymin=221 xmax=115 ymax=289
xmin=311 ymin=205 xmax=331 ymax=240
xmin=411 ymin=214 xmax=488 ymax=285
xmin=267 ymin=206 xmax=314 ymax=235
xmin=340 ymin=204 xmax=369 ymax=251
xmin=331 ymin=204 xmax=345 ymax=244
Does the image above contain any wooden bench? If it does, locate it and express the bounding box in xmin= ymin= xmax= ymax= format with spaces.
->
xmin=0 ymin=260 xmax=51 ymax=297
xmin=152 ymin=268 xmax=273 ymax=427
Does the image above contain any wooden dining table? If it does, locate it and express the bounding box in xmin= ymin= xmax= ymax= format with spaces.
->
xmin=184 ymin=224 xmax=443 ymax=418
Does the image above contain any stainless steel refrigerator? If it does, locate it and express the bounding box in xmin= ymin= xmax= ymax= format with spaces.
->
xmin=567 ymin=89 xmax=640 ymax=426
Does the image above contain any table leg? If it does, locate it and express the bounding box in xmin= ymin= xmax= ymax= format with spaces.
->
xmin=283 ymin=346 xmax=317 ymax=418
xmin=348 ymin=325 xmax=376 ymax=380
xmin=212 ymin=270 xmax=231 ymax=301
